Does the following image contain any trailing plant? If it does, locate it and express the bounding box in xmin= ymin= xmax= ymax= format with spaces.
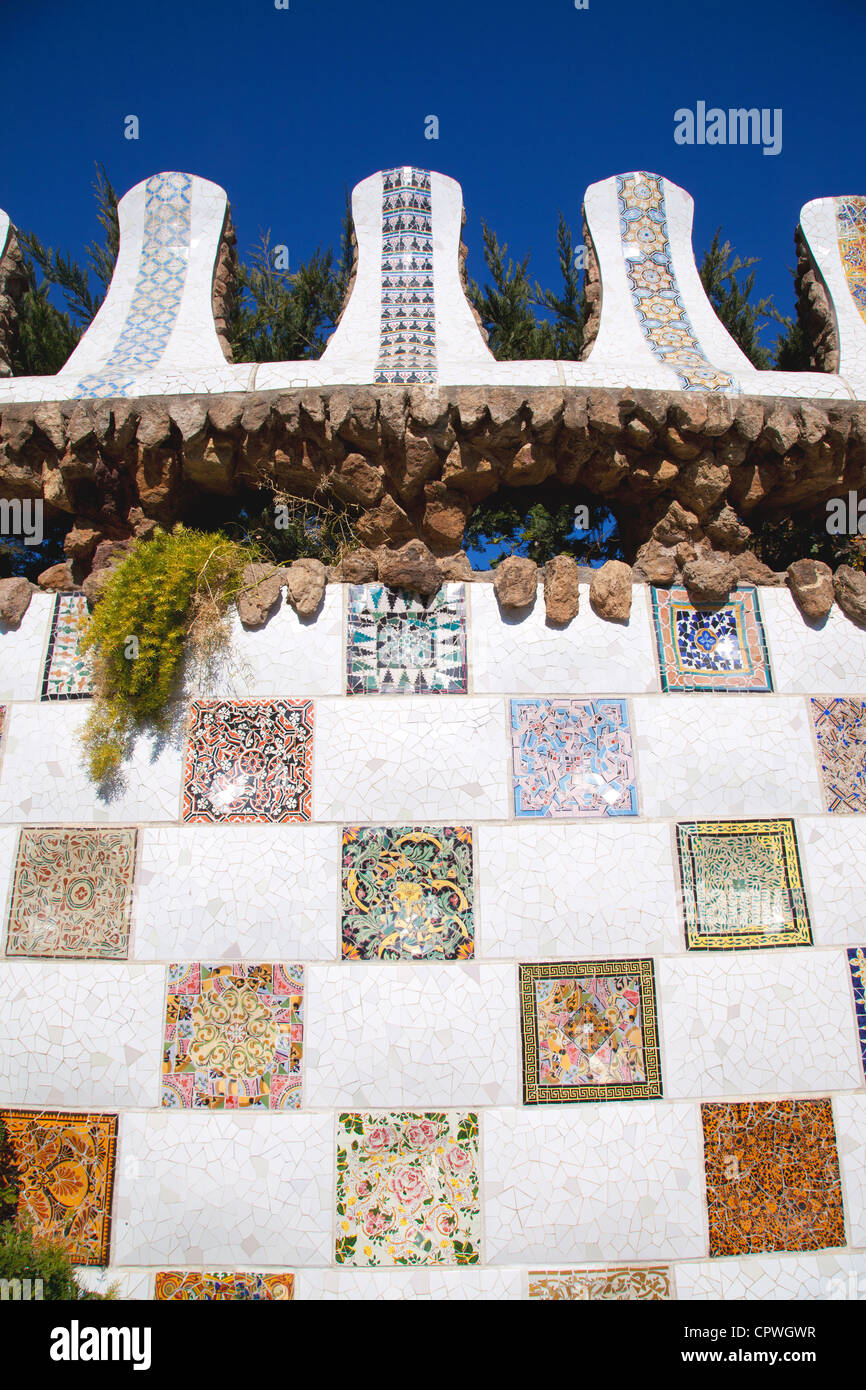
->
xmin=0 ymin=1120 xmax=18 ymax=1227
xmin=0 ymin=1223 xmax=116 ymax=1300
xmin=81 ymin=526 xmax=254 ymax=783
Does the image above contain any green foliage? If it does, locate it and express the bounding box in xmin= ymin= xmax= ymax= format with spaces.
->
xmin=751 ymin=515 xmax=866 ymax=572
xmin=698 ymin=230 xmax=782 ymax=369
xmin=81 ymin=526 xmax=252 ymax=782
xmin=464 ymin=483 xmax=622 ymax=566
xmin=223 ymin=489 xmax=362 ymax=567
xmin=468 ymin=215 xmax=587 ymax=360
xmin=0 ymin=1224 xmax=114 ymax=1300
xmin=0 ymin=1120 xmax=18 ymax=1227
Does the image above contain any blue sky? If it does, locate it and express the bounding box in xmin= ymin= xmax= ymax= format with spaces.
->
xmin=1 ymin=0 xmax=864 ymax=349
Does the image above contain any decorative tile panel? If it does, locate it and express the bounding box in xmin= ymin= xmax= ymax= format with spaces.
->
xmin=510 ymin=698 xmax=637 ymax=818
xmin=346 ymin=584 xmax=467 ymax=695
xmin=374 ymin=168 xmax=437 ymax=385
xmin=41 ymin=594 xmax=93 ymax=700
xmin=651 ymin=586 xmax=773 ymax=692
xmin=676 ymin=819 xmax=812 ymax=951
xmin=76 ymin=172 xmax=192 ymax=398
xmin=161 ymin=963 xmax=303 ymax=1110
xmin=836 ymin=196 xmax=866 ymax=327
xmin=519 ymin=959 xmax=662 ymax=1104
xmin=335 ymin=1111 xmax=480 ymax=1266
xmin=810 ymin=697 xmax=866 ymax=813
xmin=182 ymin=698 xmax=314 ymax=823
xmin=616 ymin=172 xmax=738 ymax=392
xmin=341 ymin=824 xmax=474 ymax=960
xmin=155 ymin=1271 xmax=294 ymax=1300
xmin=0 ymin=1109 xmax=117 ymax=1265
xmin=848 ymin=947 xmax=866 ymax=1078
xmin=529 ymin=1265 xmax=672 ymax=1300
xmin=5 ymin=827 xmax=137 ymax=959
xmin=701 ymin=1099 xmax=846 ymax=1257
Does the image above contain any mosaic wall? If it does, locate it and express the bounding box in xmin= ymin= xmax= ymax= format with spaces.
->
xmin=651 ymin=586 xmax=773 ymax=693
xmin=836 ymin=195 xmax=866 ymax=328
xmin=346 ymin=584 xmax=466 ymax=694
xmin=374 ymin=168 xmax=437 ymax=385
xmin=0 ymin=580 xmax=864 ymax=1299
xmin=41 ymin=594 xmax=93 ymax=700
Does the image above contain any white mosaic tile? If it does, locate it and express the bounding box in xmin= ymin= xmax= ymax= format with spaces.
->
xmin=801 ymin=195 xmax=866 ymax=396
xmin=469 ymin=584 xmax=658 ymax=694
xmin=313 ymin=697 xmax=509 ymax=821
xmin=298 ymin=1267 xmax=523 ymax=1300
xmin=633 ymin=695 xmax=824 ymax=820
xmin=0 ymin=823 xmax=17 ymax=923
xmin=477 ymin=821 xmax=680 ymax=957
xmin=677 ymin=1250 xmax=866 ymax=1301
xmin=483 ymin=1104 xmax=705 ymax=1264
xmin=113 ymin=1112 xmax=333 ymax=1266
xmin=0 ymin=703 xmax=185 ymax=824
xmin=660 ymin=950 xmax=861 ymax=1099
xmin=74 ymin=1268 xmax=154 ymax=1300
xmin=799 ymin=818 xmax=866 ymax=945
xmin=0 ymin=592 xmax=53 ymax=702
xmin=134 ymin=825 xmax=339 ymax=960
xmin=185 ymin=590 xmax=343 ymax=700
xmin=834 ymin=1094 xmax=866 ymax=1248
xmin=762 ymin=587 xmax=866 ymax=694
xmin=0 ymin=962 xmax=164 ymax=1108
xmin=305 ymin=963 xmax=518 ymax=1107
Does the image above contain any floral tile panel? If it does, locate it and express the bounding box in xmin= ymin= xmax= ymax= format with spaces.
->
xmin=848 ymin=947 xmax=866 ymax=1079
xmin=0 ymin=1109 xmax=117 ymax=1266
xmin=346 ymin=584 xmax=467 ymax=695
xmin=510 ymin=698 xmax=638 ymax=818
xmin=5 ymin=827 xmax=137 ymax=959
xmin=41 ymin=593 xmax=93 ymax=700
xmin=341 ymin=825 xmax=474 ymax=960
xmin=810 ymin=698 xmax=866 ymax=813
xmin=676 ymin=819 xmax=812 ymax=951
xmin=529 ymin=1266 xmax=672 ymax=1300
xmin=183 ymin=699 xmax=314 ymax=823
xmin=651 ymin=586 xmax=773 ymax=693
xmin=162 ymin=963 xmax=303 ymax=1110
xmin=701 ymin=1098 xmax=845 ymax=1257
xmin=336 ymin=1112 xmax=480 ymax=1266
xmin=155 ymin=1271 xmax=294 ymax=1300
xmin=519 ymin=959 xmax=662 ymax=1104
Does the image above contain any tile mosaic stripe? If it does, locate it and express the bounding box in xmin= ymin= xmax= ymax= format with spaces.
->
xmin=836 ymin=196 xmax=866 ymax=327
xmin=41 ymin=593 xmax=93 ymax=700
xmin=374 ymin=167 xmax=437 ymax=385
xmin=848 ymin=947 xmax=866 ymax=1078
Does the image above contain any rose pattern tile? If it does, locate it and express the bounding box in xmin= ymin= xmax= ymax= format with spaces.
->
xmin=651 ymin=586 xmax=773 ymax=693
xmin=520 ymin=959 xmax=662 ymax=1104
xmin=341 ymin=824 xmax=474 ymax=959
xmin=529 ymin=1265 xmax=672 ymax=1299
xmin=155 ymin=1271 xmax=294 ymax=1300
xmin=676 ymin=819 xmax=812 ymax=951
xmin=41 ymin=594 xmax=93 ymax=700
xmin=5 ymin=827 xmax=137 ymax=959
xmin=161 ymin=963 xmax=303 ymax=1110
xmin=510 ymin=698 xmax=637 ymax=818
xmin=183 ymin=698 xmax=314 ymax=823
xmin=701 ymin=1099 xmax=846 ymax=1257
xmin=335 ymin=1111 xmax=480 ymax=1266
xmin=810 ymin=698 xmax=866 ymax=813
xmin=346 ymin=584 xmax=467 ymax=695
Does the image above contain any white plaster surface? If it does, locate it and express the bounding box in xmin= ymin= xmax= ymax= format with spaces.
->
xmin=305 ymin=963 xmax=518 ymax=1107
xmin=469 ymin=584 xmax=658 ymax=694
xmin=762 ymin=586 xmax=866 ymax=693
xmin=632 ymin=695 xmax=824 ymax=820
xmin=0 ymin=823 xmax=18 ymax=924
xmin=483 ymin=1104 xmax=706 ymax=1264
xmin=799 ymin=818 xmax=866 ymax=945
xmin=835 ymin=1094 xmax=866 ymax=1248
xmin=113 ymin=1112 xmax=333 ymax=1266
xmin=477 ymin=821 xmax=680 ymax=957
xmin=677 ymin=1250 xmax=866 ymax=1301
xmin=313 ymin=697 xmax=509 ymax=821
xmin=299 ymin=1267 xmax=522 ymax=1299
xmin=0 ymin=592 xmax=53 ymax=702
xmin=0 ymin=963 xmax=164 ymax=1108
xmin=801 ymin=196 xmax=866 ymax=395
xmin=660 ymin=950 xmax=861 ymax=1099
xmin=134 ymin=824 xmax=340 ymax=959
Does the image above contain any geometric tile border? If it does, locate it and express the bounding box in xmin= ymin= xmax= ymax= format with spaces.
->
xmin=41 ymin=594 xmax=93 ymax=700
xmin=154 ymin=1271 xmax=295 ymax=1300
xmin=519 ymin=959 xmax=662 ymax=1104
xmin=161 ymin=963 xmax=303 ymax=1110
xmin=182 ymin=699 xmax=314 ymax=823
xmin=510 ymin=698 xmax=638 ymax=818
xmin=529 ymin=1265 xmax=672 ymax=1299
xmin=4 ymin=827 xmax=137 ymax=959
xmin=340 ymin=824 xmax=474 ymax=959
xmin=848 ymin=947 xmax=866 ymax=1079
xmin=335 ymin=1111 xmax=480 ymax=1266
xmin=374 ymin=167 xmax=437 ymax=387
xmin=676 ymin=819 xmax=812 ymax=951
xmin=0 ymin=1109 xmax=117 ymax=1266
xmin=346 ymin=584 xmax=467 ymax=695
xmin=651 ymin=586 xmax=773 ymax=693
xmin=810 ymin=697 xmax=866 ymax=813
xmin=701 ymin=1098 xmax=846 ymax=1258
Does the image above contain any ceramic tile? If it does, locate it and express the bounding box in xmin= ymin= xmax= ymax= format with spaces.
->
xmin=374 ymin=168 xmax=437 ymax=385
xmin=520 ymin=959 xmax=661 ymax=1104
xmin=760 ymin=588 xmax=866 ymax=695
xmin=155 ymin=1271 xmax=294 ymax=1300
xmin=510 ymin=698 xmax=637 ymax=818
xmin=678 ymin=1251 xmax=866 ymax=1301
xmin=5 ymin=826 xmax=137 ymax=959
xmin=346 ymin=584 xmax=467 ymax=695
xmin=161 ymin=963 xmax=303 ymax=1110
xmin=335 ymin=1111 xmax=480 ymax=1266
xmin=186 ymin=590 xmax=343 ymax=699
xmin=810 ymin=698 xmax=866 ymax=813
xmin=0 ymin=592 xmax=53 ymax=702
xmin=848 ymin=947 xmax=866 ymax=1078
xmin=0 ymin=1109 xmax=117 ymax=1265
xmin=182 ymin=698 xmax=314 ymax=823
xmin=341 ymin=824 xmax=473 ymax=960
xmin=835 ymin=1095 xmax=866 ymax=1248
xmin=651 ymin=586 xmax=772 ymax=693
xmin=528 ymin=1265 xmax=672 ymax=1300
xmin=799 ymin=819 xmax=866 ymax=945
xmin=676 ymin=819 xmax=811 ymax=951
xmin=701 ymin=1099 xmax=845 ymax=1257
xmin=299 ymin=1267 xmax=521 ymax=1300
xmin=837 ymin=196 xmax=866 ymax=327
xmin=41 ymin=593 xmax=93 ymax=700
